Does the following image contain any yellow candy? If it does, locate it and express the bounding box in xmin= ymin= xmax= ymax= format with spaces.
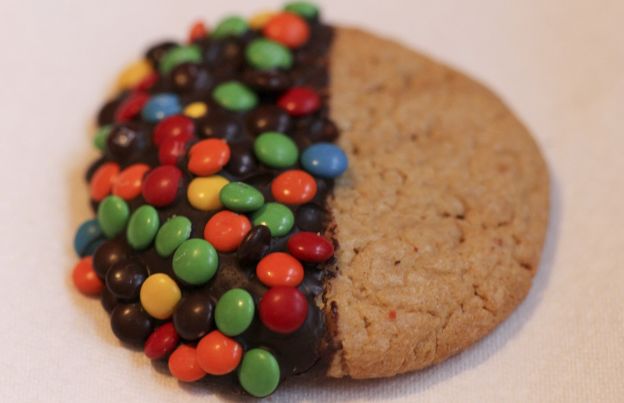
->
xmin=139 ymin=273 xmax=181 ymax=319
xmin=184 ymin=102 xmax=208 ymax=119
xmin=249 ymin=11 xmax=277 ymax=30
xmin=117 ymin=59 xmax=152 ymax=90
xmin=187 ymin=176 xmax=230 ymax=211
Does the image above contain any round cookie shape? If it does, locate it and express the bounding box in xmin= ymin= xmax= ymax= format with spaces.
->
xmin=72 ymin=3 xmax=548 ymax=397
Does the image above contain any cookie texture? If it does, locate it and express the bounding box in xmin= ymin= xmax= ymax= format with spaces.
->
xmin=323 ymin=28 xmax=549 ymax=379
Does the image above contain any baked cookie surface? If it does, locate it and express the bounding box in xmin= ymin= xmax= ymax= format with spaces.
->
xmin=324 ymin=28 xmax=549 ymax=379
xmin=71 ymin=3 xmax=549 ymax=396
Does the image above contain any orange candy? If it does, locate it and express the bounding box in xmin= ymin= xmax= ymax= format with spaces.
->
xmin=112 ymin=163 xmax=150 ymax=200
xmin=168 ymin=344 xmax=206 ymax=382
xmin=72 ymin=256 xmax=104 ymax=296
xmin=188 ymin=21 xmax=207 ymax=43
xmin=256 ymin=252 xmax=304 ymax=287
xmin=90 ymin=162 xmax=120 ymax=201
xmin=196 ymin=330 xmax=242 ymax=375
xmin=204 ymin=211 xmax=251 ymax=253
xmin=263 ymin=12 xmax=310 ymax=48
xmin=188 ymin=139 xmax=231 ymax=176
xmin=271 ymin=169 xmax=317 ymax=205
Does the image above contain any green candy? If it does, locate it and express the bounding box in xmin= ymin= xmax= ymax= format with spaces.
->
xmin=214 ymin=288 xmax=255 ymax=336
xmin=254 ymin=132 xmax=298 ymax=168
xmin=238 ymin=349 xmax=280 ymax=398
xmin=155 ymin=216 xmax=192 ymax=257
xmin=159 ymin=45 xmax=201 ymax=74
xmin=212 ymin=81 xmax=258 ymax=111
xmin=245 ymin=39 xmax=293 ymax=71
xmin=252 ymin=202 xmax=294 ymax=237
xmin=94 ymin=125 xmax=111 ymax=151
xmin=212 ymin=16 xmax=249 ymax=38
xmin=219 ymin=182 xmax=264 ymax=212
xmin=97 ymin=196 xmax=130 ymax=238
xmin=126 ymin=205 xmax=160 ymax=250
xmin=172 ymin=239 xmax=218 ymax=285
xmin=284 ymin=1 xmax=319 ymax=19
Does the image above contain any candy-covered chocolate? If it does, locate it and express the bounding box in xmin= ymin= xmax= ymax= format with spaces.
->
xmin=173 ymin=294 xmax=214 ymax=340
xmin=155 ymin=216 xmax=192 ymax=257
xmin=259 ymin=286 xmax=308 ymax=334
xmin=196 ymin=330 xmax=242 ymax=375
xmin=214 ymin=288 xmax=255 ymax=336
xmin=172 ymin=239 xmax=219 ymax=285
xmin=72 ymin=257 xmax=104 ymax=296
xmin=144 ymin=322 xmax=180 ymax=360
xmin=238 ymin=349 xmax=281 ymax=397
xmin=111 ymin=303 xmax=155 ymax=347
xmin=219 ymin=182 xmax=264 ymax=212
xmin=237 ymin=225 xmax=272 ymax=264
xmin=73 ymin=3 xmax=347 ymax=396
xmin=74 ymin=219 xmax=105 ymax=257
xmin=140 ymin=273 xmax=182 ymax=320
xmin=105 ymin=259 xmax=147 ymax=300
xmin=254 ymin=132 xmax=298 ymax=168
xmin=168 ymin=345 xmax=206 ymax=382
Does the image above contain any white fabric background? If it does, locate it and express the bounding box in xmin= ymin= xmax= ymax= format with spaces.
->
xmin=0 ymin=0 xmax=622 ymax=401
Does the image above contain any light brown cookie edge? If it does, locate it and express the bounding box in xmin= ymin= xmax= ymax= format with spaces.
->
xmin=321 ymin=27 xmax=549 ymax=379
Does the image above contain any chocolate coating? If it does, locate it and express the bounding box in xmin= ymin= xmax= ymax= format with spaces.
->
xmin=105 ymin=259 xmax=147 ymax=300
xmin=295 ymin=203 xmax=327 ymax=233
xmin=243 ymin=69 xmax=293 ymax=92
xmin=173 ymin=293 xmax=214 ymax=340
xmin=93 ymin=239 xmax=131 ymax=279
xmin=88 ymin=20 xmax=337 ymax=384
xmin=197 ymin=111 xmax=244 ymax=143
xmin=111 ymin=303 xmax=154 ymax=348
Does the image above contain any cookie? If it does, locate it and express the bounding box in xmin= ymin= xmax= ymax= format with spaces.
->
xmin=324 ymin=28 xmax=549 ymax=378
xmin=70 ymin=2 xmax=549 ymax=397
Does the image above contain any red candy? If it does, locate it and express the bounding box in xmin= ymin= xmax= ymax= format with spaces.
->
xmin=287 ymin=231 xmax=334 ymax=262
xmin=153 ymin=115 xmax=194 ymax=147
xmin=72 ymin=257 xmax=104 ymax=296
xmin=159 ymin=138 xmax=187 ymax=165
xmin=188 ymin=139 xmax=231 ymax=176
xmin=144 ymin=322 xmax=180 ymax=360
xmin=256 ymin=252 xmax=304 ymax=287
xmin=271 ymin=169 xmax=317 ymax=205
xmin=259 ymin=286 xmax=308 ymax=334
xmin=168 ymin=344 xmax=206 ymax=382
xmin=188 ymin=21 xmax=208 ymax=43
xmin=135 ymin=72 xmax=159 ymax=91
xmin=90 ymin=162 xmax=120 ymax=201
xmin=115 ymin=91 xmax=150 ymax=123
xmin=112 ymin=163 xmax=150 ymax=200
xmin=141 ymin=165 xmax=182 ymax=207
xmin=263 ymin=12 xmax=310 ymax=48
xmin=204 ymin=211 xmax=251 ymax=253
xmin=277 ymin=87 xmax=320 ymax=117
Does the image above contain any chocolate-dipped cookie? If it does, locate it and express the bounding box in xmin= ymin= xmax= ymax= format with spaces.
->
xmin=71 ymin=1 xmax=549 ymax=397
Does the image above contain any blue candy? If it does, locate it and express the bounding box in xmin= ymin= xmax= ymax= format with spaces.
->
xmin=141 ymin=93 xmax=181 ymax=122
xmin=74 ymin=219 xmax=105 ymax=257
xmin=301 ymin=143 xmax=348 ymax=178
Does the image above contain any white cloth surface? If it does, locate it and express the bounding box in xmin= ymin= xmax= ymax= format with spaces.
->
xmin=0 ymin=0 xmax=622 ymax=401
